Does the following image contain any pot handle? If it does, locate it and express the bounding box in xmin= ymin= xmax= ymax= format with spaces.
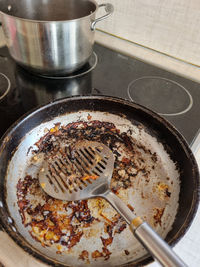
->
xmin=91 ymin=3 xmax=114 ymax=31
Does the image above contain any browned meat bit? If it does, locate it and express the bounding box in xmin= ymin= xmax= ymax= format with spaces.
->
xmin=124 ymin=250 xmax=130 ymax=255
xmin=127 ymin=204 xmax=134 ymax=212
xmin=17 ymin=176 xmax=37 ymax=197
xmin=79 ymin=250 xmax=89 ymax=261
xmin=100 ymin=236 xmax=113 ymax=247
xmin=92 ymin=250 xmax=103 ymax=259
xmin=153 ymin=208 xmax=164 ymax=226
xmin=17 ymin=199 xmax=30 ymax=224
xmin=156 ymin=183 xmax=171 ymax=199
xmin=103 ymin=214 xmax=127 ymax=237
xmin=67 ymin=231 xmax=83 ymax=249
xmin=87 ymin=114 xmax=92 ymax=120
xmin=121 ymin=133 xmax=133 ymax=150
xmin=111 ymin=187 xmax=119 ymax=194
xmin=104 ymin=223 xmax=113 ymax=237
xmin=102 ymin=247 xmax=112 ymax=260
xmin=121 ymin=157 xmax=131 ymax=164
xmin=72 ymin=200 xmax=95 ymax=224
xmin=17 ymin=200 xmax=29 ymax=211
xmin=151 ymin=152 xmax=158 ymax=163
xmin=114 ymin=222 xmax=126 ymax=234
xmin=165 ymin=188 xmax=171 ymax=197
xmin=139 ymin=158 xmax=145 ymax=164
xmin=92 ymin=247 xmax=112 ymax=261
xmin=141 ymin=191 xmax=145 ymax=199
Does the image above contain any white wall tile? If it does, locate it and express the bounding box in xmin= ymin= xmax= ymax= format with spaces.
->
xmin=96 ymin=0 xmax=200 ymax=66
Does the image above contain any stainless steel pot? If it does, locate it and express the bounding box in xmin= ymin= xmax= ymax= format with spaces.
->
xmin=0 ymin=0 xmax=113 ymax=75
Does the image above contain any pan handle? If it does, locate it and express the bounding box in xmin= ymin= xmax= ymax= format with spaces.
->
xmin=190 ymin=128 xmax=200 ymax=155
xmin=91 ymin=3 xmax=114 ymax=31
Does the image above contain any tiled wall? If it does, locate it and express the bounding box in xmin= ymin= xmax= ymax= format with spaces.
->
xmin=96 ymin=0 xmax=200 ymax=66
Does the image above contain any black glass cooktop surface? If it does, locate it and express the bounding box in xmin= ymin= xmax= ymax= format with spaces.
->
xmin=0 ymin=43 xmax=200 ymax=144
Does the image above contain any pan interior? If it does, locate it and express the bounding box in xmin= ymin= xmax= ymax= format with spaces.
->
xmin=5 ymin=110 xmax=180 ymax=267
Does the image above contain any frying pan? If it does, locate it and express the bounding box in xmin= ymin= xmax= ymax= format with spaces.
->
xmin=0 ymin=95 xmax=199 ymax=267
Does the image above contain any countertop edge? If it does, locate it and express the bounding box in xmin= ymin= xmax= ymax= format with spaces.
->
xmin=95 ymin=30 xmax=200 ymax=84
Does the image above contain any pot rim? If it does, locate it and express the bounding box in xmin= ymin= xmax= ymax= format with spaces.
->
xmin=0 ymin=0 xmax=99 ymax=23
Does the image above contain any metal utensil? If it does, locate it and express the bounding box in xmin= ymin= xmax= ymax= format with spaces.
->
xmin=39 ymin=140 xmax=187 ymax=267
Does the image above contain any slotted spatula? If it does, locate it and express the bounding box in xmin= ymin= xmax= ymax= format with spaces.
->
xmin=39 ymin=141 xmax=186 ymax=267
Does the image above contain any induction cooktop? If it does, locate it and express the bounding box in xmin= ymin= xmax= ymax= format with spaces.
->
xmin=0 ymin=43 xmax=200 ymax=144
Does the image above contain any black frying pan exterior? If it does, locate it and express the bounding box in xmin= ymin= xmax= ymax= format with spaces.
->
xmin=0 ymin=95 xmax=199 ymax=267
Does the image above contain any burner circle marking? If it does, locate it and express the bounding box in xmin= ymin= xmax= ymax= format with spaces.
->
xmin=0 ymin=72 xmax=11 ymax=100
xmin=127 ymin=76 xmax=193 ymax=116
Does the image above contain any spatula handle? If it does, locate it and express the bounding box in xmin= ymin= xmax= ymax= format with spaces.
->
xmin=130 ymin=221 xmax=187 ymax=267
xmin=105 ymin=191 xmax=187 ymax=267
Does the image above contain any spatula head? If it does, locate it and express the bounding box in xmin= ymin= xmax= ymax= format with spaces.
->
xmin=39 ymin=141 xmax=115 ymax=201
